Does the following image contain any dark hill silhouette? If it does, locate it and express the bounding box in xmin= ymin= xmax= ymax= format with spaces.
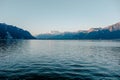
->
xmin=37 ymin=22 xmax=120 ymax=39
xmin=0 ymin=23 xmax=35 ymax=39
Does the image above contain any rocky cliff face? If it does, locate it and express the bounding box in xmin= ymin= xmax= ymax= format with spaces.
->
xmin=104 ymin=22 xmax=120 ymax=32
xmin=0 ymin=23 xmax=35 ymax=39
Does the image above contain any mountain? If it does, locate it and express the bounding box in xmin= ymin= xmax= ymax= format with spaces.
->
xmin=0 ymin=23 xmax=35 ymax=39
xmin=104 ymin=22 xmax=120 ymax=31
xmin=36 ymin=22 xmax=120 ymax=39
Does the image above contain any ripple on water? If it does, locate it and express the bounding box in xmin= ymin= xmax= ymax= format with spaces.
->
xmin=0 ymin=40 xmax=120 ymax=80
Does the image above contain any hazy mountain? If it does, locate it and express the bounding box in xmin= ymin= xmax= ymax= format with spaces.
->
xmin=36 ymin=22 xmax=120 ymax=39
xmin=0 ymin=23 xmax=35 ymax=39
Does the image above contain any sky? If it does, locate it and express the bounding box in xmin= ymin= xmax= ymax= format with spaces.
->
xmin=0 ymin=0 xmax=120 ymax=35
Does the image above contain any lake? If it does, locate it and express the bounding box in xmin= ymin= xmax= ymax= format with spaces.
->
xmin=0 ymin=40 xmax=120 ymax=80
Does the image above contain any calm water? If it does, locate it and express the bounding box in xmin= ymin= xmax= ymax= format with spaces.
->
xmin=0 ymin=40 xmax=120 ymax=80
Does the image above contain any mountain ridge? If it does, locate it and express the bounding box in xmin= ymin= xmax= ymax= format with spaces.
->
xmin=37 ymin=22 xmax=120 ymax=39
xmin=0 ymin=23 xmax=35 ymax=39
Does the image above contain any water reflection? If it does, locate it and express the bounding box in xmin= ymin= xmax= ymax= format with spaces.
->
xmin=0 ymin=40 xmax=29 ymax=56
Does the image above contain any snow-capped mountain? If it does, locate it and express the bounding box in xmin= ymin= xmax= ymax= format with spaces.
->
xmin=104 ymin=22 xmax=120 ymax=31
xmin=37 ymin=22 xmax=120 ymax=39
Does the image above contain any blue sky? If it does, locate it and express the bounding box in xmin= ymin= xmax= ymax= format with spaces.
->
xmin=0 ymin=0 xmax=120 ymax=35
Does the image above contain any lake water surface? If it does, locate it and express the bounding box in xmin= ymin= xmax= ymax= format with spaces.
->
xmin=0 ymin=40 xmax=120 ymax=80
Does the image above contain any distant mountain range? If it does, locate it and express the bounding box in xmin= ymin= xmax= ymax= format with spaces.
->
xmin=37 ymin=22 xmax=120 ymax=39
xmin=1 ymin=22 xmax=120 ymax=40
xmin=0 ymin=23 xmax=35 ymax=39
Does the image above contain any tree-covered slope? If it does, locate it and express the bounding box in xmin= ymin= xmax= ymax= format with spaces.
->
xmin=0 ymin=23 xmax=35 ymax=39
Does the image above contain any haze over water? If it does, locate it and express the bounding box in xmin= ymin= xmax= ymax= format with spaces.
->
xmin=0 ymin=40 xmax=120 ymax=80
